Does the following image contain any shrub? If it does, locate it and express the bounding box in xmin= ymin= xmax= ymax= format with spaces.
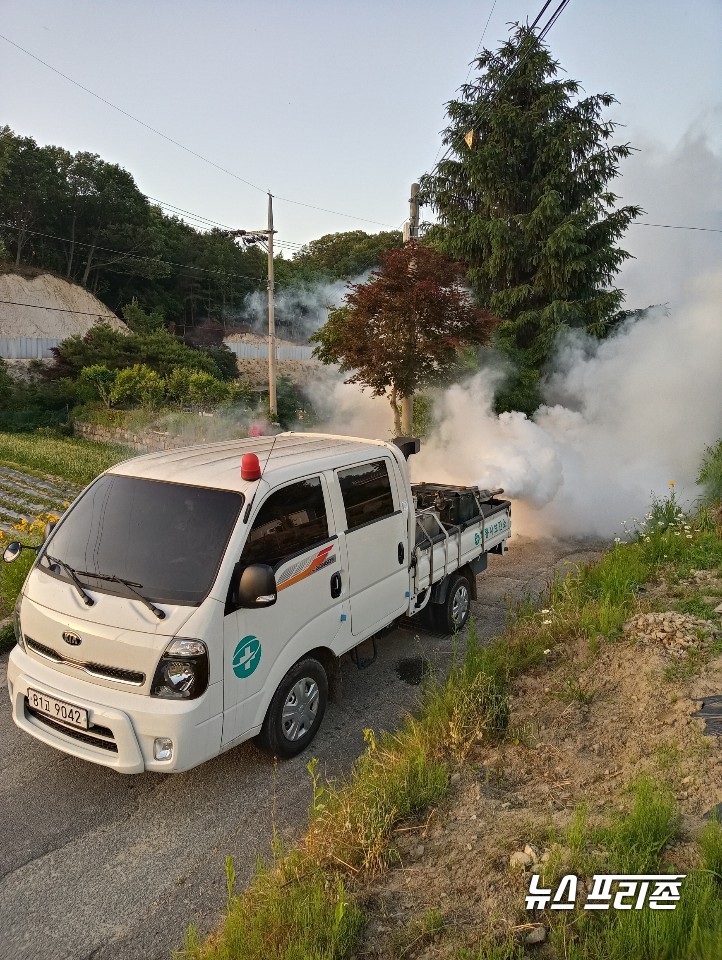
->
xmin=698 ymin=439 xmax=722 ymax=505
xmin=78 ymin=365 xmax=117 ymax=408
xmin=186 ymin=371 xmax=229 ymax=409
xmin=110 ymin=364 xmax=165 ymax=409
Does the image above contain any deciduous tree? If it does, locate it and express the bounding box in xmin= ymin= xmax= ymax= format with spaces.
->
xmin=311 ymin=243 xmax=496 ymax=433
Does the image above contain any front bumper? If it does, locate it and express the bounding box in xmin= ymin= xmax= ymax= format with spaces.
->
xmin=7 ymin=646 xmax=222 ymax=774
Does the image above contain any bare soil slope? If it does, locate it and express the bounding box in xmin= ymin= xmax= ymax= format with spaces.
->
xmin=0 ymin=272 xmax=128 ymax=338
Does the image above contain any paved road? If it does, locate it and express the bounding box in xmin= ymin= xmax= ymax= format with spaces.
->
xmin=0 ymin=536 xmax=601 ymax=960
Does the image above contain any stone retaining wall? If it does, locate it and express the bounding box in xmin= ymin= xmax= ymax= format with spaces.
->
xmin=73 ymin=421 xmax=216 ymax=453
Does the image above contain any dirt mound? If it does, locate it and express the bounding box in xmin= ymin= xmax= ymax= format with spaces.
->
xmin=0 ymin=273 xmax=128 ymax=338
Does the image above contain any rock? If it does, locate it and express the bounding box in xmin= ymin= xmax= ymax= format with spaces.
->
xmin=524 ymin=844 xmax=540 ymax=863
xmin=540 ymin=850 xmax=551 ymax=863
xmin=525 ymin=925 xmax=547 ymax=945
xmin=411 ymin=844 xmax=425 ymax=859
xmin=450 ymin=772 xmax=461 ymax=785
xmin=509 ymin=851 xmax=533 ymax=868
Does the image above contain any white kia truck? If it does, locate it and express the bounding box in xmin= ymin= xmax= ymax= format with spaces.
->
xmin=4 ymin=433 xmax=511 ymax=773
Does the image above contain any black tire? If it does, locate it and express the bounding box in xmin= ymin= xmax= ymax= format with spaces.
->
xmin=434 ymin=572 xmax=472 ymax=634
xmin=256 ymin=657 xmax=328 ymax=758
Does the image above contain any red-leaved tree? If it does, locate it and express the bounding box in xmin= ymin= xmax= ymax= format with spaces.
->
xmin=310 ymin=242 xmax=497 ymax=433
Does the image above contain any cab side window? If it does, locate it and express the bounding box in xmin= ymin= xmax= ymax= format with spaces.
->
xmin=241 ymin=477 xmax=329 ymax=569
xmin=338 ymin=460 xmax=396 ymax=532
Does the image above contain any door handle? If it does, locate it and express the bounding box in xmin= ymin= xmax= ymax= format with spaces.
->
xmin=330 ymin=572 xmax=342 ymax=598
xmin=398 ymin=542 xmax=405 ymax=564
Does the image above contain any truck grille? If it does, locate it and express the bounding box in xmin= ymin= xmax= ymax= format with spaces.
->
xmin=25 ymin=700 xmax=118 ymax=753
xmin=25 ymin=636 xmax=145 ymax=686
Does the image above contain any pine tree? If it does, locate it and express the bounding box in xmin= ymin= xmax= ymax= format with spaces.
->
xmin=420 ymin=25 xmax=641 ymax=413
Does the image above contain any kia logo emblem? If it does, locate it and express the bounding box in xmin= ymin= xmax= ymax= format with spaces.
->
xmin=63 ymin=631 xmax=82 ymax=647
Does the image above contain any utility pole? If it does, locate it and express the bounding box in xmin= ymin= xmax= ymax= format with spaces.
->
xmin=267 ymin=192 xmax=277 ymax=419
xmin=401 ymin=182 xmax=420 ymax=435
xmin=223 ymin=193 xmax=278 ymax=420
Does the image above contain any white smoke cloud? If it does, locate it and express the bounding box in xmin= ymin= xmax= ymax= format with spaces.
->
xmin=413 ymin=268 xmax=722 ymax=537
xmin=241 ymin=275 xmax=368 ymax=341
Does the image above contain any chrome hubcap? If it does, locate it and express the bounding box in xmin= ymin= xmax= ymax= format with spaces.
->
xmin=452 ymin=584 xmax=470 ymax=625
xmin=281 ymin=678 xmax=320 ymax=741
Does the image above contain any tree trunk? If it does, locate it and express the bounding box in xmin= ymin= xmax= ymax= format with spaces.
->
xmin=66 ymin=214 xmax=76 ymax=278
xmin=15 ymin=222 xmax=27 ymax=266
xmin=81 ymin=236 xmax=98 ymax=287
xmin=390 ymin=385 xmax=402 ymax=435
xmin=401 ymin=394 xmax=414 ymax=435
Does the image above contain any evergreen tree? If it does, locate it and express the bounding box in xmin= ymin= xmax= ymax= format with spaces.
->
xmin=420 ymin=25 xmax=641 ymax=413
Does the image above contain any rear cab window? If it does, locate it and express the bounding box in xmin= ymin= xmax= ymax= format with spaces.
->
xmin=337 ymin=459 xmax=397 ymax=531
xmin=241 ymin=476 xmax=330 ymax=569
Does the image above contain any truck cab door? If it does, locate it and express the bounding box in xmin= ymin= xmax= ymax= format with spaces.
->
xmin=221 ymin=474 xmax=344 ymax=746
xmin=336 ymin=458 xmax=409 ymax=637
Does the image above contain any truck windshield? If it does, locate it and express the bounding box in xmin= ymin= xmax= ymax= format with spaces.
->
xmin=43 ymin=475 xmax=243 ymax=606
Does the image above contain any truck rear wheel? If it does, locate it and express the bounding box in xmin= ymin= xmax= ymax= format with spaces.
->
xmin=435 ymin=572 xmax=472 ymax=633
xmin=256 ymin=657 xmax=328 ymax=758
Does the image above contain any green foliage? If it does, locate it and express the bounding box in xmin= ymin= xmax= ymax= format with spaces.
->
xmin=78 ymin=365 xmax=117 ymax=407
xmin=280 ymin=229 xmax=403 ymax=283
xmin=110 ymin=364 xmax=165 ymax=409
xmin=420 ymin=25 xmax=641 ymax=414
xmin=697 ymin=439 xmax=722 ymax=505
xmin=185 ymin=370 xmax=229 ymax=408
xmin=177 ymin=867 xmax=364 ymax=960
xmin=0 ymin=621 xmax=15 ymax=654
xmin=50 ymin=323 xmax=237 ymax=385
xmin=602 ymin=777 xmax=679 ymax=873
xmin=121 ymin=298 xmax=166 ymax=333
xmin=271 ymin=375 xmax=313 ymax=429
xmin=0 ymin=432 xmax=128 ymax=485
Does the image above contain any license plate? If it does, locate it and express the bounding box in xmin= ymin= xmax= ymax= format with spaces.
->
xmin=27 ymin=688 xmax=89 ymax=730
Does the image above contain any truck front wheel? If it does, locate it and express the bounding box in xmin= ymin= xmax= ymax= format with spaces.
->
xmin=256 ymin=658 xmax=328 ymax=758
xmin=436 ymin=573 xmax=472 ymax=633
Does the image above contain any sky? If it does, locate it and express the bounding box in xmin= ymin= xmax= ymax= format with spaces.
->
xmin=1 ymin=0 xmax=721 ymax=288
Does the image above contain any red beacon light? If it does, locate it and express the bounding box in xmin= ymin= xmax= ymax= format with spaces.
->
xmin=240 ymin=453 xmax=261 ymax=481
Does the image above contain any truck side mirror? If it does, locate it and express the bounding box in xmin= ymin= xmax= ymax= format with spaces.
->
xmin=3 ymin=542 xmax=22 ymax=563
xmin=237 ymin=564 xmax=277 ymax=609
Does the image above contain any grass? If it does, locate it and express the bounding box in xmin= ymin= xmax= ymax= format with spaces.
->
xmin=546 ymin=782 xmax=722 ymax=960
xmin=0 ymin=621 xmax=15 ymax=654
xmin=180 ymin=864 xmax=364 ymax=960
xmin=0 ymin=431 xmax=131 ymax=486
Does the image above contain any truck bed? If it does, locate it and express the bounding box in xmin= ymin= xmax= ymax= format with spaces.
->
xmin=411 ymin=482 xmax=511 ymax=595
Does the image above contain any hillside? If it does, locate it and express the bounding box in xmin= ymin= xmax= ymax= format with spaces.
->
xmin=0 ymin=271 xmax=128 ymax=339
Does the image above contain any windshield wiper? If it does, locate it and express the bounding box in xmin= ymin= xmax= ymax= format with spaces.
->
xmin=79 ymin=571 xmax=166 ymax=620
xmin=44 ymin=554 xmax=95 ymax=607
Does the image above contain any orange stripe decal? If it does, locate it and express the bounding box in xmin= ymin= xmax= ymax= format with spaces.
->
xmin=277 ymin=544 xmax=335 ymax=592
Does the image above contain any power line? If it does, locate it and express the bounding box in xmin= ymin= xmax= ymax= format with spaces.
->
xmin=0 ymin=298 xmax=116 ymax=318
xmin=0 ymin=222 xmax=277 ymax=287
xmin=0 ymin=32 xmax=397 ymax=230
xmin=432 ymin=0 xmax=574 ymax=173
xmin=633 ymin=222 xmax=722 ymax=234
xmin=0 ymin=299 xmax=116 ymax=318
xmin=431 ymin=0 xmax=499 ymax=171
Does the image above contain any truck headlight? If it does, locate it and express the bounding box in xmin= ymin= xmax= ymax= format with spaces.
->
xmin=151 ymin=638 xmax=208 ymax=700
xmin=13 ymin=596 xmax=25 ymax=652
